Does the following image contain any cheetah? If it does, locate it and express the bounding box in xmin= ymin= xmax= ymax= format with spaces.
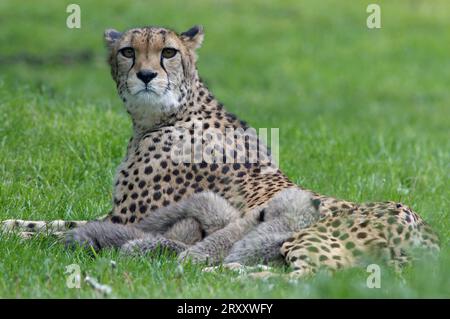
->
xmin=68 ymin=188 xmax=320 ymax=265
xmin=1 ymin=25 xmax=440 ymax=277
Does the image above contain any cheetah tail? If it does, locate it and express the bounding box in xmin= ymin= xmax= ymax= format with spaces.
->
xmin=0 ymin=214 xmax=108 ymax=239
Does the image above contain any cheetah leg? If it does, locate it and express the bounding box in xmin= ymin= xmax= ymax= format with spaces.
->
xmin=280 ymin=228 xmax=356 ymax=277
xmin=202 ymin=262 xmax=273 ymax=274
xmin=65 ymin=221 xmax=146 ymax=251
xmin=136 ymin=192 xmax=240 ymax=236
xmin=242 ymin=260 xmax=321 ymax=280
xmin=201 ymin=263 xmax=305 ymax=280
xmin=374 ymin=242 xmax=411 ymax=273
xmin=121 ymin=235 xmax=190 ymax=256
xmin=224 ymin=223 xmax=293 ymax=265
xmin=64 ymin=220 xmax=194 ymax=256
xmin=238 ymin=235 xmax=327 ymax=280
xmin=178 ymin=216 xmax=259 ymax=264
xmin=203 ymin=263 xmax=279 ymax=281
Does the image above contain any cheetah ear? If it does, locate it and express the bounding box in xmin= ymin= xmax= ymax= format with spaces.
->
xmin=180 ymin=25 xmax=204 ymax=50
xmin=104 ymin=28 xmax=122 ymax=49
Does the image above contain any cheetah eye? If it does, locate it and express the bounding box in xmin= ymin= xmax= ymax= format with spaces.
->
xmin=119 ymin=47 xmax=135 ymax=58
xmin=161 ymin=48 xmax=177 ymax=59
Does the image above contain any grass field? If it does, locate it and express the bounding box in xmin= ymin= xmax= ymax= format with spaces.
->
xmin=0 ymin=0 xmax=449 ymax=298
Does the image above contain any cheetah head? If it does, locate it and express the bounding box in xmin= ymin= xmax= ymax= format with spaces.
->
xmin=104 ymin=25 xmax=204 ymax=129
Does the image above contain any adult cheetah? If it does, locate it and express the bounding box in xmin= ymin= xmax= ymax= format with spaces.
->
xmin=1 ymin=25 xmax=440 ymax=277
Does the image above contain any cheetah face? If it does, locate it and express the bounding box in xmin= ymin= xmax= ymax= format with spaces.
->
xmin=104 ymin=25 xmax=204 ymax=128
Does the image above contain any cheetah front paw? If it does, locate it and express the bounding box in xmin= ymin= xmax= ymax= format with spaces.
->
xmin=178 ymin=248 xmax=210 ymax=264
xmin=246 ymin=271 xmax=279 ymax=280
xmin=202 ymin=262 xmax=245 ymax=273
xmin=120 ymin=239 xmax=148 ymax=256
xmin=202 ymin=263 xmax=273 ymax=275
xmin=64 ymin=222 xmax=114 ymax=251
xmin=65 ymin=227 xmax=100 ymax=251
xmin=120 ymin=237 xmax=166 ymax=256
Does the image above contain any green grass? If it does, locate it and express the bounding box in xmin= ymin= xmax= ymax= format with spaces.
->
xmin=0 ymin=0 xmax=449 ymax=298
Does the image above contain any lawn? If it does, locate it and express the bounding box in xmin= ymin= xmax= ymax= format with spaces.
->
xmin=0 ymin=0 xmax=449 ymax=298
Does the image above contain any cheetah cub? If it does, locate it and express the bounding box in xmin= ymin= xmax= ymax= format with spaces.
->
xmin=67 ymin=188 xmax=321 ymax=265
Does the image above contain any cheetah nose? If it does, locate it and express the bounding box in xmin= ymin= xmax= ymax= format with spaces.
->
xmin=136 ymin=69 xmax=157 ymax=84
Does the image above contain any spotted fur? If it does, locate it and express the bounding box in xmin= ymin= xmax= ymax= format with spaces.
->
xmin=280 ymin=200 xmax=440 ymax=277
